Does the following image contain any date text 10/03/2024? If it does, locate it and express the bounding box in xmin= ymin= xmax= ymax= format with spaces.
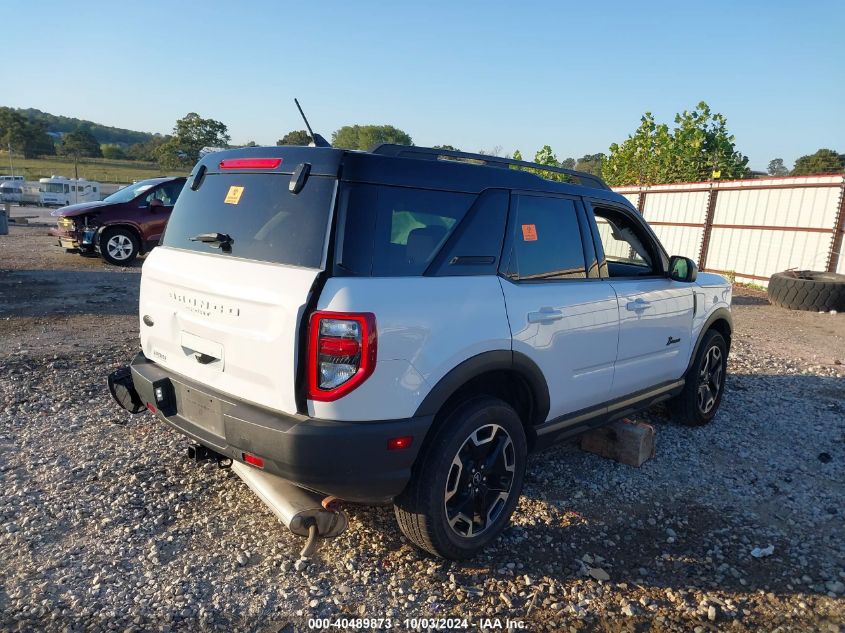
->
xmin=307 ymin=617 xmax=527 ymax=630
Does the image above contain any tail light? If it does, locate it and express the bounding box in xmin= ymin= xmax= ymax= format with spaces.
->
xmin=307 ymin=311 xmax=377 ymax=402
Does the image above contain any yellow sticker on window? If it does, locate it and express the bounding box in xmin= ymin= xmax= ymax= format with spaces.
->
xmin=224 ymin=185 xmax=244 ymax=205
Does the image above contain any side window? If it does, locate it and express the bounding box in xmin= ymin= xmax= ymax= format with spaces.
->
xmin=509 ymin=195 xmax=587 ymax=281
xmin=145 ymin=182 xmax=183 ymax=205
xmin=339 ymin=185 xmax=474 ymax=276
xmin=161 ymin=180 xmax=185 ymax=204
xmin=144 ymin=188 xmax=160 ymax=205
xmin=592 ymin=207 xmax=658 ymax=277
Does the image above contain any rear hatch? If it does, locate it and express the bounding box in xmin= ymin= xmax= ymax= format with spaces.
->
xmin=139 ymin=148 xmax=341 ymax=415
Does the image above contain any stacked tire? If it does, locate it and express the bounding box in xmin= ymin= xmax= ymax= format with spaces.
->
xmin=767 ymin=270 xmax=845 ymax=312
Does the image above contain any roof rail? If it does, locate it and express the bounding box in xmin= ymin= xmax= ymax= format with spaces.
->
xmin=369 ymin=144 xmax=610 ymax=190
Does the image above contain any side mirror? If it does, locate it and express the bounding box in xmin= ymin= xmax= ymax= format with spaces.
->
xmin=149 ymin=198 xmax=164 ymax=211
xmin=668 ymin=255 xmax=698 ymax=282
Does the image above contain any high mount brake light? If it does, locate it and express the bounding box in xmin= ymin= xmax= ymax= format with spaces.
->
xmin=218 ymin=158 xmax=282 ymax=170
xmin=307 ymin=311 xmax=377 ymax=402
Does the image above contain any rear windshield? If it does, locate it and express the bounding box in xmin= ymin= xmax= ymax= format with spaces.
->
xmin=161 ymin=173 xmax=335 ymax=268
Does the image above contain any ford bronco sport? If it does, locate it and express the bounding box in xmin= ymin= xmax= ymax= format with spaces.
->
xmin=108 ymin=144 xmax=732 ymax=559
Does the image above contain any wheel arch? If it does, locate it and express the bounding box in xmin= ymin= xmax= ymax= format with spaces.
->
xmin=687 ymin=307 xmax=733 ymax=373
xmin=413 ymin=350 xmax=550 ymax=450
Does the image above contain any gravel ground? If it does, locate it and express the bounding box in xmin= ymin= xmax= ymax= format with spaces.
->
xmin=1 ymin=226 xmax=844 ymax=632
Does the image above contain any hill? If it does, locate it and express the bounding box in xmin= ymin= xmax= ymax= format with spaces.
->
xmin=0 ymin=153 xmax=179 ymax=184
xmin=11 ymin=107 xmax=157 ymax=146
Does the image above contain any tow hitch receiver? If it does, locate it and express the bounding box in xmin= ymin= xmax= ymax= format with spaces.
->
xmin=107 ymin=367 xmax=145 ymax=414
xmin=187 ymin=444 xmax=232 ymax=469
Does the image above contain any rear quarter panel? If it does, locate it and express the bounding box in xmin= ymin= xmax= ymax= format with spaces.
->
xmin=310 ymin=276 xmax=512 ymax=421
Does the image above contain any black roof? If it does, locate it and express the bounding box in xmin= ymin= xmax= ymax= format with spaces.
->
xmin=195 ymin=144 xmax=629 ymax=205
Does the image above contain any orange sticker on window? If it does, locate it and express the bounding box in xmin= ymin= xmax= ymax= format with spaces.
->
xmin=521 ymin=224 xmax=538 ymax=241
xmin=224 ymin=185 xmax=244 ymax=204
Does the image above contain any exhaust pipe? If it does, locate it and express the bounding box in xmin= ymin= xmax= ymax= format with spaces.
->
xmin=231 ymin=461 xmax=347 ymax=554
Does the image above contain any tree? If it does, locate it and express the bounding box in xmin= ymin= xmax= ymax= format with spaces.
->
xmin=432 ymin=144 xmax=459 ymax=151
xmin=101 ymin=144 xmax=127 ymax=160
xmin=125 ymin=135 xmax=169 ymax=162
xmin=277 ymin=130 xmax=311 ymax=146
xmin=603 ymin=101 xmax=749 ymax=186
xmin=331 ymin=124 xmax=412 ymax=150
xmin=767 ymin=158 xmax=789 ymax=176
xmin=59 ymin=129 xmax=103 ymax=158
xmin=512 ymin=146 xmax=573 ymax=182
xmin=24 ymin=119 xmax=56 ymax=157
xmin=11 ymin=107 xmax=153 ymax=145
xmin=575 ymin=153 xmax=605 ymax=177
xmin=156 ymin=113 xmax=230 ymax=169
xmin=791 ymin=149 xmax=844 ymax=176
xmin=478 ymin=145 xmax=504 ymax=157
xmin=0 ymin=107 xmax=55 ymax=158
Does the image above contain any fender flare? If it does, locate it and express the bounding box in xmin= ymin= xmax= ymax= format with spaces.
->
xmin=413 ymin=350 xmax=550 ymax=425
xmin=686 ymin=307 xmax=733 ymax=373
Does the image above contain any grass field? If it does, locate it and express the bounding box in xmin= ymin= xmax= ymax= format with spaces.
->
xmin=0 ymin=153 xmax=186 ymax=184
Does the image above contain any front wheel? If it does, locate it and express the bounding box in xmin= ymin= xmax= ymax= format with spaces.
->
xmin=669 ymin=330 xmax=728 ymax=426
xmin=394 ymin=397 xmax=527 ymax=559
xmin=100 ymin=227 xmax=139 ymax=266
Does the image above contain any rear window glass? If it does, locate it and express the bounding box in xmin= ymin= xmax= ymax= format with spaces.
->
xmin=509 ymin=195 xmax=586 ymax=280
xmin=339 ymin=184 xmax=474 ymax=276
xmin=161 ymin=174 xmax=335 ymax=268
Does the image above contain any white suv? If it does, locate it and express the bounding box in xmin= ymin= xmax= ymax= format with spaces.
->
xmin=108 ymin=144 xmax=732 ymax=559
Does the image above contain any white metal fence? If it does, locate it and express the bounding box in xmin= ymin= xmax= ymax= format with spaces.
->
xmin=613 ymin=174 xmax=845 ymax=285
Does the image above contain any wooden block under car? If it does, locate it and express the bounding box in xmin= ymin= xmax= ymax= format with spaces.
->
xmin=580 ymin=418 xmax=655 ymax=467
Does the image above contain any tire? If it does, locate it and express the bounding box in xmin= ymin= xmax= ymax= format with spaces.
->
xmin=767 ymin=270 xmax=845 ymax=312
xmin=100 ymin=227 xmax=140 ymax=266
xmin=394 ymin=397 xmax=527 ymax=559
xmin=668 ymin=330 xmax=728 ymax=427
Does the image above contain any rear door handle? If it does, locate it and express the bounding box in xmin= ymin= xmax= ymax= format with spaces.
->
xmin=626 ymin=298 xmax=652 ymax=311
xmin=527 ymin=307 xmax=564 ymax=323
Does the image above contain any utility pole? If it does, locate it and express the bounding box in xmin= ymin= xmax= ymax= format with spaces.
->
xmin=7 ymin=142 xmax=13 ymax=178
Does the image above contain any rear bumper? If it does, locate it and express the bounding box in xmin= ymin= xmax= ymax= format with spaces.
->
xmin=124 ymin=352 xmax=432 ymax=503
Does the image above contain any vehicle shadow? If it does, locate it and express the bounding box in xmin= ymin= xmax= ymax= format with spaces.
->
xmin=0 ymin=269 xmax=140 ymax=317
xmin=344 ymin=373 xmax=844 ymax=605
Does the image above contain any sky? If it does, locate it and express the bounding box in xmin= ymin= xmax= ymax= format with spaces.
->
xmin=5 ymin=0 xmax=844 ymax=171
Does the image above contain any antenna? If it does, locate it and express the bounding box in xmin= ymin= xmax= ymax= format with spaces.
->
xmin=294 ymin=98 xmax=331 ymax=147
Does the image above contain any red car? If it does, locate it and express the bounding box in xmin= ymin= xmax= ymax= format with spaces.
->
xmin=49 ymin=176 xmax=186 ymax=265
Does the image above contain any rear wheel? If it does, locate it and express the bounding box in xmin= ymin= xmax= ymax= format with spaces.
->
xmin=100 ymin=227 xmax=139 ymax=266
xmin=669 ymin=330 xmax=727 ymax=426
xmin=394 ymin=397 xmax=527 ymax=559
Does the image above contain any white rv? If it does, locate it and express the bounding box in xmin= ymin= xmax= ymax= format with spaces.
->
xmin=39 ymin=176 xmax=101 ymax=206
xmin=0 ymin=181 xmax=41 ymax=205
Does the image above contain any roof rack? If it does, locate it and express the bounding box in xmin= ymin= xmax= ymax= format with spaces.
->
xmin=369 ymin=144 xmax=609 ymax=190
